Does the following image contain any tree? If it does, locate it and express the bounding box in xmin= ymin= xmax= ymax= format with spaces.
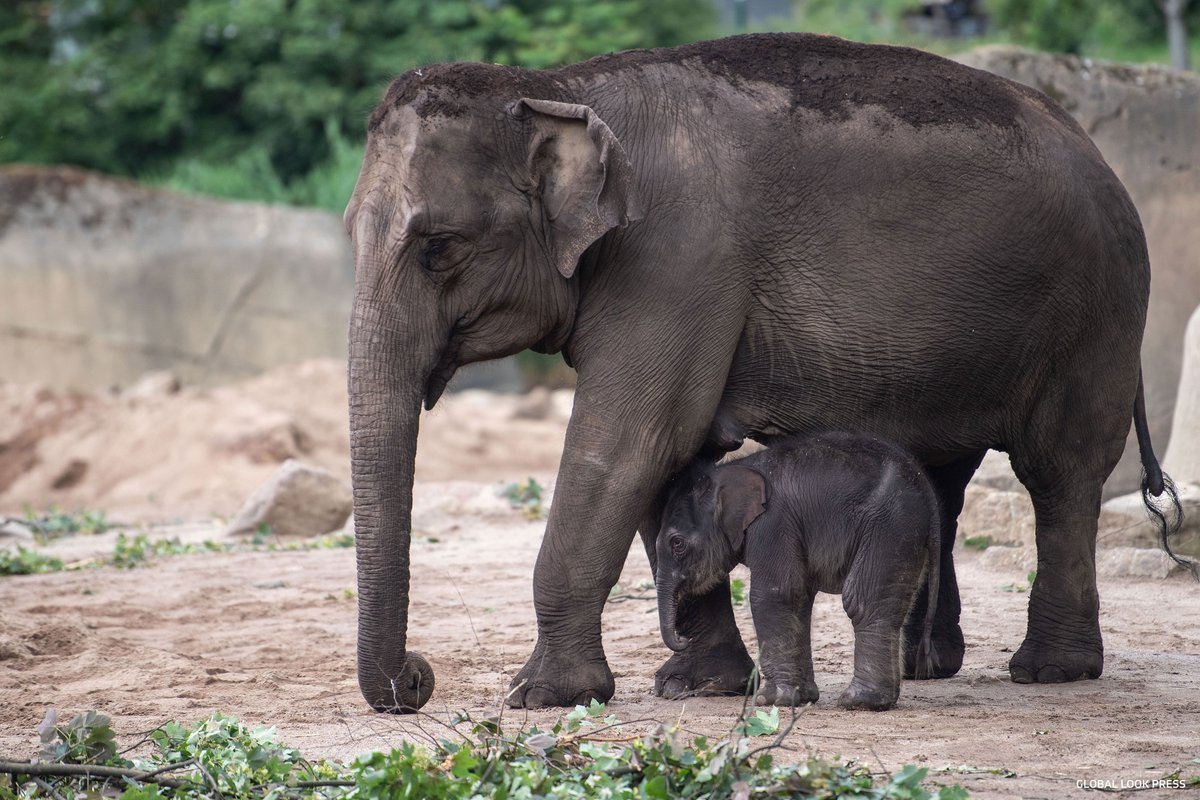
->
xmin=1162 ymin=0 xmax=1192 ymax=69
xmin=0 ymin=0 xmax=715 ymax=187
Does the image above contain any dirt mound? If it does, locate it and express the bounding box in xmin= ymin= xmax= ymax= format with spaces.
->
xmin=0 ymin=360 xmax=570 ymax=522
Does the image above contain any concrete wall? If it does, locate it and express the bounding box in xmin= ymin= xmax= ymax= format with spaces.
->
xmin=957 ymin=47 xmax=1200 ymax=495
xmin=0 ymin=165 xmax=356 ymax=388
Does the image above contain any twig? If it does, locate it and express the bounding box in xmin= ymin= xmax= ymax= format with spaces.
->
xmin=0 ymin=760 xmax=188 ymax=788
xmin=192 ymin=759 xmax=223 ymax=799
xmin=138 ymin=758 xmax=197 ymax=780
xmin=31 ymin=778 xmax=65 ymax=800
xmin=446 ymin=573 xmax=482 ymax=648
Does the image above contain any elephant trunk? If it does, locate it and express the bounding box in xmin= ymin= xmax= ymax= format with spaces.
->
xmin=349 ymin=299 xmax=436 ymax=713
xmin=657 ymin=575 xmax=690 ymax=652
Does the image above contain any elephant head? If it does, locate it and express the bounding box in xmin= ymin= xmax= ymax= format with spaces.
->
xmin=344 ymin=64 xmax=640 ymax=712
xmin=655 ymin=464 xmax=767 ymax=652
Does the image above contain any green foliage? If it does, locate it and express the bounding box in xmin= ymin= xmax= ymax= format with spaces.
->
xmin=988 ymin=0 xmax=1092 ymax=54
xmin=110 ymin=533 xmax=232 ymax=568
xmin=38 ymin=710 xmax=119 ymax=765
xmin=149 ymin=714 xmax=328 ymax=796
xmin=24 ymin=508 xmax=111 ymax=542
xmin=730 ymin=577 xmax=747 ymax=606
xmin=1 ymin=703 xmax=968 ymax=799
xmin=962 ymin=536 xmax=992 ymax=551
xmin=1 ymin=528 xmax=354 ymax=578
xmin=501 ymin=477 xmax=545 ymax=519
xmin=0 ymin=546 xmax=66 ymax=576
xmin=0 ymin=0 xmax=714 ymax=212
xmin=733 ymin=705 xmax=779 ymax=737
xmin=782 ymin=0 xmax=1200 ymax=65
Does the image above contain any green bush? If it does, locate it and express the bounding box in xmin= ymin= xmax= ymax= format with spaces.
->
xmin=0 ymin=0 xmax=715 ymax=210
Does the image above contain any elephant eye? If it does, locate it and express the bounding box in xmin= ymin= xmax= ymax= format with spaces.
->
xmin=418 ymin=236 xmax=453 ymax=272
xmin=669 ymin=535 xmax=686 ymax=556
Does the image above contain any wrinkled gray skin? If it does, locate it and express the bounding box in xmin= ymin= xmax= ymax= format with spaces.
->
xmin=345 ymin=32 xmax=1167 ymax=712
xmin=656 ymin=432 xmax=941 ymax=711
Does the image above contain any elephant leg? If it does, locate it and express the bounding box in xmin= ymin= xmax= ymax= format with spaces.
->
xmin=654 ymin=581 xmax=755 ymax=698
xmin=641 ymin=446 xmax=753 ymax=699
xmin=840 ymin=613 xmax=905 ymax=711
xmin=507 ymin=375 xmax=733 ymax=707
xmin=751 ymin=588 xmax=818 ymax=707
xmin=1005 ymin=373 xmax=1134 ymax=684
xmin=902 ymin=450 xmax=985 ymax=679
xmin=505 ymin=458 xmax=649 ymax=708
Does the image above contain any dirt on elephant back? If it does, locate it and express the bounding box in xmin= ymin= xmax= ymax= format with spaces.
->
xmin=2 ymin=475 xmax=1199 ymax=798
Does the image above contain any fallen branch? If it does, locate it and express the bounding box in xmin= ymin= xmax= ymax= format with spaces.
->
xmin=0 ymin=760 xmax=190 ymax=788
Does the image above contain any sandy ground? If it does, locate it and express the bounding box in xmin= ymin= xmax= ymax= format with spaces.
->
xmin=1 ymin=482 xmax=1198 ymax=799
xmin=2 ymin=364 xmax=1198 ymax=798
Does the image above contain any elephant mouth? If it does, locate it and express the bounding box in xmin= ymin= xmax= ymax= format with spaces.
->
xmin=424 ymin=339 xmax=460 ymax=410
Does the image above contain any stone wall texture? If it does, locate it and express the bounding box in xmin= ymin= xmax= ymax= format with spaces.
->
xmin=0 ymin=165 xmax=355 ymax=388
xmin=957 ymin=46 xmax=1200 ymax=494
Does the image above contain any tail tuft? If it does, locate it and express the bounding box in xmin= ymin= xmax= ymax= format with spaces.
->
xmin=1140 ymin=471 xmax=1196 ymax=579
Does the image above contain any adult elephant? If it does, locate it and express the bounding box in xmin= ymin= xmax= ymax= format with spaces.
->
xmin=344 ymin=32 xmax=1176 ymax=712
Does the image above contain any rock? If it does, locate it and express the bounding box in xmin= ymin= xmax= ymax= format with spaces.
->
xmin=225 ymin=459 xmax=352 ymax=538
xmin=123 ymin=371 xmax=181 ymax=400
xmin=0 ymin=517 xmax=35 ymax=544
xmin=955 ymin=48 xmax=1200 ymax=497
xmin=969 ymin=450 xmax=1023 ymax=493
xmin=1096 ymin=547 xmax=1185 ymax=580
xmin=1098 ymin=484 xmax=1200 ymax=558
xmin=958 ymin=485 xmax=1036 ymax=548
xmin=976 ymin=545 xmax=1037 ymax=574
xmin=1163 ymin=306 xmax=1200 ymax=485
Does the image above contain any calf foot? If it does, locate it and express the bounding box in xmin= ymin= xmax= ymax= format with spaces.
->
xmin=838 ymin=679 xmax=899 ymax=711
xmin=902 ymin=625 xmax=964 ymax=680
xmin=654 ymin=639 xmax=754 ymax=699
xmin=507 ymin=640 xmax=615 ymax=708
xmin=1009 ymin=638 xmax=1102 ymax=684
xmin=755 ymin=679 xmax=819 ymax=707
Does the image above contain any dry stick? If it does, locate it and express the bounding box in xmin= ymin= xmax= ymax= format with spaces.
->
xmin=445 ymin=573 xmax=481 ymax=648
xmin=31 ymin=777 xmax=66 ymax=800
xmin=0 ymin=761 xmax=189 ymax=788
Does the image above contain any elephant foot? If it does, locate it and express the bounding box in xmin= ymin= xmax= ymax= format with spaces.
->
xmin=838 ymin=679 xmax=899 ymax=711
xmin=654 ymin=638 xmax=754 ymax=699
xmin=902 ymin=625 xmax=964 ymax=680
xmin=507 ymin=643 xmax=614 ymax=708
xmin=1009 ymin=639 xmax=1103 ymax=684
xmin=755 ymin=679 xmax=818 ymax=707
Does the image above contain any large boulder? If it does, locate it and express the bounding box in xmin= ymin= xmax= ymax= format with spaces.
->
xmin=225 ymin=459 xmax=352 ymax=539
xmin=956 ymin=47 xmax=1200 ymax=496
xmin=0 ymin=165 xmax=355 ymax=389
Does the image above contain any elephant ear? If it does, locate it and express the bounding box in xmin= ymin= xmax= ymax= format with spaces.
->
xmin=714 ymin=465 xmax=768 ymax=556
xmin=516 ymin=98 xmax=641 ymax=278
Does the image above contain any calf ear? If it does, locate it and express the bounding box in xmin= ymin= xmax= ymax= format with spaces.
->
xmin=714 ymin=465 xmax=768 ymax=555
xmin=515 ymin=98 xmax=641 ymax=278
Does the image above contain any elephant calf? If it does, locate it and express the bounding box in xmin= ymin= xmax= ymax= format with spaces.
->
xmin=655 ymin=431 xmax=940 ymax=710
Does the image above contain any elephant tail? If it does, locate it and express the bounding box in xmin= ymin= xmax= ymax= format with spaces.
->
xmin=915 ymin=479 xmax=942 ymax=678
xmin=1134 ymin=370 xmax=1195 ymax=578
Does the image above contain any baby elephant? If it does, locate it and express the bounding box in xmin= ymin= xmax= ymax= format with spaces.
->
xmin=656 ymin=431 xmax=940 ymax=710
